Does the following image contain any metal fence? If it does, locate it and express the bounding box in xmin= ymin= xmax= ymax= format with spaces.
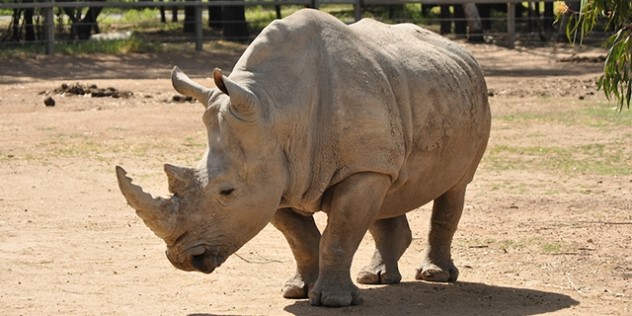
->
xmin=1 ymin=0 xmax=564 ymax=54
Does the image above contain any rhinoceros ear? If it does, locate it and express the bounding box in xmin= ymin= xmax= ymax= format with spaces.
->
xmin=171 ymin=66 xmax=213 ymax=108
xmin=212 ymin=68 xmax=259 ymax=123
xmin=213 ymin=68 xmax=229 ymax=95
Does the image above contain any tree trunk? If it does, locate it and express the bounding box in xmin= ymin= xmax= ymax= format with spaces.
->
xmin=208 ymin=0 xmax=223 ymax=30
xmin=543 ymin=1 xmax=554 ymax=31
xmin=439 ymin=5 xmax=451 ymax=35
xmin=24 ymin=7 xmax=35 ymax=41
xmin=172 ymin=7 xmax=178 ymax=23
xmin=183 ymin=0 xmax=195 ymax=33
xmin=221 ymin=1 xmax=248 ymax=40
xmin=77 ymin=4 xmax=103 ymax=40
xmin=275 ymin=5 xmax=282 ymax=19
xmin=454 ymin=5 xmax=467 ymax=37
xmin=11 ymin=9 xmax=21 ymax=41
xmin=462 ymin=3 xmax=484 ymax=42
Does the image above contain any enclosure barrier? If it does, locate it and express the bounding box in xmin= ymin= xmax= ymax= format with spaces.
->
xmin=1 ymin=0 xmax=557 ymax=54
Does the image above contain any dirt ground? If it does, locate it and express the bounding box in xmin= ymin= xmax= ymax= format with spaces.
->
xmin=1 ymin=41 xmax=630 ymax=315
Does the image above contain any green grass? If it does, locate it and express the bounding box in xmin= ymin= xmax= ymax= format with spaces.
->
xmin=61 ymin=33 xmax=163 ymax=54
xmin=0 ymin=33 xmax=163 ymax=57
xmin=541 ymin=240 xmax=575 ymax=254
xmin=487 ymin=102 xmax=632 ymax=176
xmin=486 ymin=142 xmax=631 ymax=176
xmin=460 ymin=237 xmax=578 ymax=255
xmin=497 ymin=103 xmax=632 ymax=128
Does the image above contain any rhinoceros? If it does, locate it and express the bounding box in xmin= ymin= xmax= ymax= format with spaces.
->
xmin=116 ymin=9 xmax=491 ymax=307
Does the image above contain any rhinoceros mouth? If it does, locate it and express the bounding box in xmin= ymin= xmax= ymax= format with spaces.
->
xmin=191 ymin=253 xmax=219 ymax=274
xmin=184 ymin=246 xmax=227 ymax=274
xmin=166 ymin=244 xmax=225 ymax=274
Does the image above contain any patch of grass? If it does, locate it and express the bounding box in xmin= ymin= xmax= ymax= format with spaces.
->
xmin=0 ymin=33 xmax=163 ymax=57
xmin=183 ymin=136 xmax=205 ymax=148
xmin=485 ymin=142 xmax=631 ymax=176
xmin=58 ymin=33 xmax=163 ymax=54
xmin=498 ymin=239 xmax=528 ymax=251
xmin=0 ymin=43 xmax=50 ymax=58
xmin=245 ymin=5 xmax=301 ymax=31
xmin=463 ymin=237 xmax=578 ymax=255
xmin=497 ymin=102 xmax=632 ymax=128
xmin=488 ymin=103 xmax=632 ymax=176
xmin=36 ymin=133 xmax=204 ymax=167
xmin=120 ymin=8 xmax=160 ymax=24
xmin=541 ymin=240 xmax=575 ymax=254
xmin=459 ymin=237 xmax=530 ymax=252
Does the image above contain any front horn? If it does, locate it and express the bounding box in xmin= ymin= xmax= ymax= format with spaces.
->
xmin=116 ymin=166 xmax=177 ymax=240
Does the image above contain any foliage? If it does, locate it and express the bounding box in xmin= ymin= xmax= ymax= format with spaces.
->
xmin=0 ymin=32 xmax=161 ymax=56
xmin=57 ymin=32 xmax=162 ymax=54
xmin=556 ymin=0 xmax=632 ymax=110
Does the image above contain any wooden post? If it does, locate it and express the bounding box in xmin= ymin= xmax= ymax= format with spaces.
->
xmin=353 ymin=0 xmax=362 ymax=22
xmin=507 ymin=2 xmax=516 ymax=48
xmin=44 ymin=3 xmax=55 ymax=55
xmin=195 ymin=4 xmax=203 ymax=51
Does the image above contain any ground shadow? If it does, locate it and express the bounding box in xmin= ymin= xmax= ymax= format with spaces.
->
xmin=0 ymin=50 xmax=242 ymax=84
xmin=283 ymin=281 xmax=578 ymax=316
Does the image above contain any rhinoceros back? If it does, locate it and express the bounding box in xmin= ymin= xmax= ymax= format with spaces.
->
xmin=230 ymin=9 xmax=490 ymax=214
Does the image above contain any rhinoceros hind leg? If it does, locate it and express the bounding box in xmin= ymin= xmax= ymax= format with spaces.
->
xmin=271 ymin=208 xmax=320 ymax=299
xmin=416 ymin=183 xmax=466 ymax=282
xmin=357 ymin=214 xmax=412 ymax=284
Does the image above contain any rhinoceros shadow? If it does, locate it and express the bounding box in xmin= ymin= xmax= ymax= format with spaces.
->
xmin=282 ymin=281 xmax=579 ymax=316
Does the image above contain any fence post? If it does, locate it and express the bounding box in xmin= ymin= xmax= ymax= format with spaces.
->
xmin=507 ymin=1 xmax=516 ymax=48
xmin=44 ymin=2 xmax=55 ymax=55
xmin=195 ymin=3 xmax=203 ymax=51
xmin=353 ymin=0 xmax=362 ymax=21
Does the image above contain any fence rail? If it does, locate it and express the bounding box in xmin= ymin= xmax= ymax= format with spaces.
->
xmin=1 ymin=0 xmax=559 ymax=54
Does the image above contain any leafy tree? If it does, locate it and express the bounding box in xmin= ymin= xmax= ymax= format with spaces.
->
xmin=556 ymin=0 xmax=632 ymax=110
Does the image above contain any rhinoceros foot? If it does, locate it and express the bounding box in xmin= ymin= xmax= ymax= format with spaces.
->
xmin=415 ymin=261 xmax=459 ymax=282
xmin=356 ymin=264 xmax=402 ymax=284
xmin=282 ymin=273 xmax=316 ymax=299
xmin=308 ymin=278 xmax=362 ymax=307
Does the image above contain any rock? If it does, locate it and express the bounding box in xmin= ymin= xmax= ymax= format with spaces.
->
xmin=44 ymin=96 xmax=55 ymax=107
xmin=91 ymin=89 xmax=105 ymax=97
xmin=46 ymin=82 xmax=133 ymax=99
xmin=172 ymin=95 xmax=195 ymax=103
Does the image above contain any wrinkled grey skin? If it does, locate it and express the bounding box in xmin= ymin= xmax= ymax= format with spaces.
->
xmin=116 ymin=9 xmax=491 ymax=307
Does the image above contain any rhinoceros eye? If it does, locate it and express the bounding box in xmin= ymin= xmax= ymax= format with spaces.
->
xmin=220 ymin=188 xmax=235 ymax=196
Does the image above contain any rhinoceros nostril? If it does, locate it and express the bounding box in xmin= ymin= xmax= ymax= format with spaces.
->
xmin=191 ymin=253 xmax=209 ymax=271
xmin=191 ymin=252 xmax=218 ymax=274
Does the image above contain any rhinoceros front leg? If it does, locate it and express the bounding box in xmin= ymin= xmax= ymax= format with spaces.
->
xmin=357 ymin=214 xmax=412 ymax=284
xmin=270 ymin=208 xmax=320 ymax=299
xmin=309 ymin=173 xmax=391 ymax=307
xmin=416 ymin=183 xmax=466 ymax=282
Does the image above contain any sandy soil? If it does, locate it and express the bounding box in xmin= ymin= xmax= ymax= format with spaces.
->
xmin=0 ymin=41 xmax=630 ymax=315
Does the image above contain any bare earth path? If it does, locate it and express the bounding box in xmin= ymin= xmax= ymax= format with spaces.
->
xmin=1 ymin=42 xmax=630 ymax=315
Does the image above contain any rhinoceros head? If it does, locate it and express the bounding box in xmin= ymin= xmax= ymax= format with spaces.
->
xmin=116 ymin=66 xmax=287 ymax=274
